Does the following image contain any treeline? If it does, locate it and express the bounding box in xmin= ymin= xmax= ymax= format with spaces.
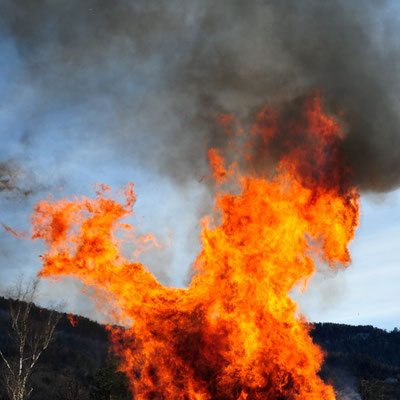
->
xmin=312 ymin=323 xmax=400 ymax=399
xmin=312 ymin=322 xmax=400 ymax=367
xmin=0 ymin=297 xmax=121 ymax=400
xmin=1 ymin=297 xmax=400 ymax=399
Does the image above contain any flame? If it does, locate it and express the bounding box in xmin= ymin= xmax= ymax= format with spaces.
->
xmin=67 ymin=313 xmax=79 ymax=327
xmin=30 ymin=93 xmax=359 ymax=399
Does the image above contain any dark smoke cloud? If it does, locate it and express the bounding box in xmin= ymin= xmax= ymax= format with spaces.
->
xmin=1 ymin=0 xmax=400 ymax=192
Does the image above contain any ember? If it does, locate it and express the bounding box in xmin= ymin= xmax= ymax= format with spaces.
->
xmin=31 ymin=93 xmax=359 ymax=399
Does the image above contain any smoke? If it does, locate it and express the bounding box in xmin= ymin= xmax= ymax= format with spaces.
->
xmin=0 ymin=160 xmax=42 ymax=197
xmin=1 ymin=0 xmax=399 ymax=192
xmin=0 ymin=161 xmax=21 ymax=193
xmin=336 ymin=388 xmax=362 ymax=400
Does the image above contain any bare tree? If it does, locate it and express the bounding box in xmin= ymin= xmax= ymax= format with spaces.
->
xmin=0 ymin=278 xmax=62 ymax=400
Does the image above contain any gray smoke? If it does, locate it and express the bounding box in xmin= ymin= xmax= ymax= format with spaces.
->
xmin=0 ymin=161 xmax=20 ymax=193
xmin=1 ymin=0 xmax=400 ymax=192
xmin=0 ymin=160 xmax=42 ymax=197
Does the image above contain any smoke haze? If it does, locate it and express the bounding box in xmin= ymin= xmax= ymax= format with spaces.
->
xmin=1 ymin=0 xmax=400 ymax=191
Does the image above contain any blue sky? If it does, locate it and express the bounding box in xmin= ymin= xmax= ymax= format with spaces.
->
xmin=1 ymin=0 xmax=400 ymax=330
xmin=294 ymin=190 xmax=400 ymax=330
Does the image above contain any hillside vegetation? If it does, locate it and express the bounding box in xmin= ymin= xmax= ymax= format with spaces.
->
xmin=1 ymin=298 xmax=400 ymax=399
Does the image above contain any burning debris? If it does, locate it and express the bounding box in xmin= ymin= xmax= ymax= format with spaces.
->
xmin=28 ymin=93 xmax=359 ymax=399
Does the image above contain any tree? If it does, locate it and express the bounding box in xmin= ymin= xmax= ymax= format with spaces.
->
xmin=90 ymin=357 xmax=131 ymax=400
xmin=50 ymin=376 xmax=90 ymax=400
xmin=0 ymin=279 xmax=62 ymax=400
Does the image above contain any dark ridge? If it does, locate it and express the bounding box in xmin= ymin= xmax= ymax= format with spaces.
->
xmin=1 ymin=298 xmax=400 ymax=399
xmin=0 ymin=296 xmax=110 ymax=400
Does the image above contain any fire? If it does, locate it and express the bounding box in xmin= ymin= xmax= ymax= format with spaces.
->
xmin=67 ymin=313 xmax=79 ymax=327
xmin=30 ymin=93 xmax=359 ymax=399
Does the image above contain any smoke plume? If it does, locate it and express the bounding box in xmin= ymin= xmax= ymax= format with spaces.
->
xmin=1 ymin=0 xmax=400 ymax=192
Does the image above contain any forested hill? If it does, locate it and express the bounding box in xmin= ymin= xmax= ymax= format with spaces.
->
xmin=312 ymin=322 xmax=400 ymax=368
xmin=311 ymin=323 xmax=400 ymax=399
xmin=1 ymin=296 xmax=400 ymax=399
xmin=0 ymin=296 xmax=111 ymax=400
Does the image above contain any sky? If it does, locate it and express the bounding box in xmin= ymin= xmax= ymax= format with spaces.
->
xmin=1 ymin=0 xmax=400 ymax=330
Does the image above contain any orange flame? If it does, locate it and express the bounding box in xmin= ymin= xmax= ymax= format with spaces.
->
xmin=30 ymin=93 xmax=359 ymax=399
xmin=67 ymin=313 xmax=79 ymax=327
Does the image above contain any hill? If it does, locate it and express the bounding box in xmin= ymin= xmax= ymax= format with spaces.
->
xmin=1 ymin=297 xmax=400 ymax=399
